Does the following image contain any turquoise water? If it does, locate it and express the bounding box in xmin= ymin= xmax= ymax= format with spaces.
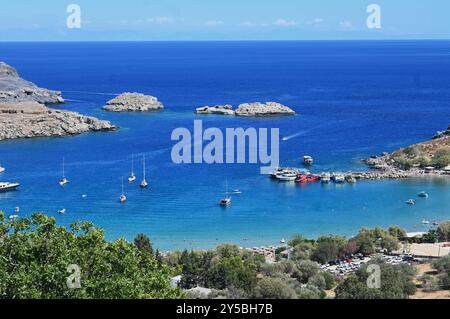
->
xmin=0 ymin=41 xmax=449 ymax=251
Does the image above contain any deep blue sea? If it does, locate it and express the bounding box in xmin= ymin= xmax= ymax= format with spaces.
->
xmin=1 ymin=41 xmax=450 ymax=251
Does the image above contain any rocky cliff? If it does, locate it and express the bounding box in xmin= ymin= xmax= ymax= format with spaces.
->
xmin=0 ymin=61 xmax=116 ymax=141
xmin=0 ymin=62 xmax=64 ymax=104
xmin=0 ymin=102 xmax=116 ymax=141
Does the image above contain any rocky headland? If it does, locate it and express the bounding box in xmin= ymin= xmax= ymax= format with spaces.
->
xmin=195 ymin=102 xmax=296 ymax=117
xmin=102 ymin=93 xmax=164 ymax=112
xmin=0 ymin=62 xmax=64 ymax=104
xmin=362 ymin=126 xmax=450 ymax=178
xmin=0 ymin=61 xmax=115 ymax=141
xmin=0 ymin=102 xmax=116 ymax=141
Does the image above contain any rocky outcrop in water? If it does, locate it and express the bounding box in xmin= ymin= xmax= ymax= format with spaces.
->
xmin=235 ymin=102 xmax=296 ymax=117
xmin=102 ymin=93 xmax=164 ymax=112
xmin=195 ymin=104 xmax=235 ymax=115
xmin=0 ymin=62 xmax=64 ymax=104
xmin=0 ymin=102 xmax=116 ymax=141
xmin=195 ymin=102 xmax=296 ymax=117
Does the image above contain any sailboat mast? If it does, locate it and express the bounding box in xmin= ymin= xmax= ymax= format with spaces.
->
xmin=122 ymin=177 xmax=124 ymax=194
xmin=131 ymin=154 xmax=134 ymax=175
xmin=62 ymin=157 xmax=65 ymax=178
xmin=143 ymin=155 xmax=146 ymax=180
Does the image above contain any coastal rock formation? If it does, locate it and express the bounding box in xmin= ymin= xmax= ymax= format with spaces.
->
xmin=102 ymin=93 xmax=164 ymax=112
xmin=0 ymin=102 xmax=116 ymax=141
xmin=195 ymin=104 xmax=235 ymax=115
xmin=0 ymin=62 xmax=64 ymax=104
xmin=363 ymin=125 xmax=450 ymax=177
xmin=433 ymin=125 xmax=450 ymax=139
xmin=235 ymin=102 xmax=296 ymax=117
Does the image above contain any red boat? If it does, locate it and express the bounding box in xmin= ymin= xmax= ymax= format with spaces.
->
xmin=295 ymin=174 xmax=321 ymax=183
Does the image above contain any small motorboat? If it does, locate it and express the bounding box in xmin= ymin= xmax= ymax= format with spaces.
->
xmin=57 ymin=208 xmax=66 ymax=215
xmin=303 ymin=156 xmax=314 ymax=166
xmin=406 ymin=199 xmax=416 ymax=205
xmin=0 ymin=182 xmax=20 ymax=193
xmin=280 ymin=238 xmax=286 ymax=244
xmin=418 ymin=192 xmax=429 ymax=198
xmin=14 ymin=207 xmax=20 ymax=213
xmin=82 ymin=194 xmax=87 ymax=198
xmin=0 ymin=165 xmax=5 ymax=173
xmin=432 ymin=221 xmax=440 ymax=226
xmin=232 ymin=189 xmax=242 ymax=195
xmin=422 ymin=219 xmax=430 ymax=225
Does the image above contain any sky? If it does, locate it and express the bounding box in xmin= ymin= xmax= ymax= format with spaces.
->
xmin=0 ymin=0 xmax=449 ymax=41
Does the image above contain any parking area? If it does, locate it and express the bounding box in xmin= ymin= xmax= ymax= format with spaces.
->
xmin=321 ymin=253 xmax=415 ymax=277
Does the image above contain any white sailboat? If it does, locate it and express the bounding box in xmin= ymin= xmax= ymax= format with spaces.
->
xmin=59 ymin=157 xmax=69 ymax=186
xmin=219 ymin=178 xmax=232 ymax=207
xmin=128 ymin=154 xmax=136 ymax=183
xmin=140 ymin=154 xmax=148 ymax=189
xmin=120 ymin=177 xmax=127 ymax=203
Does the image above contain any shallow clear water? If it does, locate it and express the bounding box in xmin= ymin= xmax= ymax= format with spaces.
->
xmin=0 ymin=41 xmax=450 ymax=250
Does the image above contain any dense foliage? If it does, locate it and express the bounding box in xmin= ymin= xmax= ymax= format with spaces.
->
xmin=0 ymin=212 xmax=180 ymax=299
xmin=335 ymin=261 xmax=417 ymax=299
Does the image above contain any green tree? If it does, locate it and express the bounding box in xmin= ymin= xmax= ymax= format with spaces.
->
xmin=0 ymin=213 xmax=180 ymax=299
xmin=437 ymin=221 xmax=450 ymax=242
xmin=311 ymin=236 xmax=347 ymax=263
xmin=293 ymin=260 xmax=320 ymax=284
xmin=388 ymin=226 xmax=407 ymax=240
xmin=134 ymin=233 xmax=154 ymax=255
xmin=431 ymin=149 xmax=450 ymax=169
xmin=252 ymin=277 xmax=297 ymax=299
xmin=380 ymin=235 xmax=400 ymax=253
xmin=335 ymin=263 xmax=416 ymax=299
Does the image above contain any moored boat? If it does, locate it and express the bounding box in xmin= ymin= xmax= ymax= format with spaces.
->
xmin=418 ymin=191 xmax=429 ymax=198
xmin=128 ymin=154 xmax=136 ymax=183
xmin=0 ymin=165 xmax=5 ymax=173
xmin=277 ymin=171 xmax=297 ymax=181
xmin=120 ymin=177 xmax=127 ymax=203
xmin=321 ymin=173 xmax=331 ymax=184
xmin=59 ymin=157 xmax=69 ymax=186
xmin=140 ymin=155 xmax=149 ymax=189
xmin=333 ymin=174 xmax=345 ymax=184
xmin=219 ymin=179 xmax=232 ymax=207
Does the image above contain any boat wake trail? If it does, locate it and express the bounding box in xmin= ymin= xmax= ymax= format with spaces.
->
xmin=64 ymin=90 xmax=120 ymax=96
xmin=282 ymin=131 xmax=307 ymax=141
